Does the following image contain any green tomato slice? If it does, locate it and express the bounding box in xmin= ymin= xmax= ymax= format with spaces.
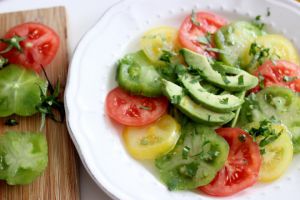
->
xmin=0 ymin=131 xmax=48 ymax=185
xmin=0 ymin=65 xmax=47 ymax=117
xmin=238 ymin=86 xmax=300 ymax=153
xmin=155 ymin=123 xmax=229 ymax=190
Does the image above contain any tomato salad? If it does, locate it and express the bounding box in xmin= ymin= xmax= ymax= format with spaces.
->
xmin=106 ymin=10 xmax=300 ymax=196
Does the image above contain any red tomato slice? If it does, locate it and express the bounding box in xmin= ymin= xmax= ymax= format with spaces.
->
xmin=251 ymin=60 xmax=300 ymax=93
xmin=179 ymin=11 xmax=227 ymax=57
xmin=106 ymin=87 xmax=168 ymax=126
xmin=0 ymin=22 xmax=60 ymax=72
xmin=199 ymin=128 xmax=261 ymax=197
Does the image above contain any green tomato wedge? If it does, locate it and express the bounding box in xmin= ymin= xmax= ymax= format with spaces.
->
xmin=0 ymin=131 xmax=48 ymax=185
xmin=117 ymin=51 xmax=162 ymax=97
xmin=214 ymin=21 xmax=263 ymax=68
xmin=0 ymin=65 xmax=47 ymax=117
xmin=238 ymin=86 xmax=300 ymax=153
xmin=155 ymin=123 xmax=229 ymax=190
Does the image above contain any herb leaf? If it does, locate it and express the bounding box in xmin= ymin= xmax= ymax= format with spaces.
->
xmin=191 ymin=10 xmax=201 ymax=26
xmin=0 ymin=35 xmax=25 ymax=54
xmin=238 ymin=75 xmax=244 ymax=85
xmin=220 ymin=98 xmax=229 ymax=104
xmin=4 ymin=118 xmax=18 ymax=126
xmin=283 ymin=75 xmax=297 ymax=82
xmin=0 ymin=56 xmax=8 ymax=69
xmin=252 ymin=15 xmax=265 ymax=30
xmin=160 ymin=50 xmax=176 ymax=63
xmin=258 ymin=72 xmax=265 ymax=89
xmin=182 ymin=146 xmax=191 ymax=159
xmin=36 ymin=65 xmax=65 ymax=130
xmin=170 ymin=95 xmax=182 ymax=104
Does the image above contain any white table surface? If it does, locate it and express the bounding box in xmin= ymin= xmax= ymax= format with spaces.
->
xmin=0 ymin=0 xmax=119 ymax=199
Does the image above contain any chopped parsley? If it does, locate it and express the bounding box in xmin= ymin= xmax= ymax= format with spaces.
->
xmin=258 ymin=73 xmax=265 ymax=89
xmin=4 ymin=118 xmax=18 ymax=126
xmin=283 ymin=75 xmax=297 ymax=82
xmin=0 ymin=56 xmax=8 ymax=68
xmin=205 ymin=47 xmax=228 ymax=55
xmin=139 ymin=105 xmax=151 ymax=110
xmin=247 ymin=120 xmax=282 ymax=154
xmin=238 ymin=75 xmax=244 ymax=85
xmin=159 ymin=50 xmax=176 ymax=63
xmin=238 ymin=134 xmax=246 ymax=142
xmin=197 ymin=33 xmax=211 ymax=45
xmin=220 ymin=97 xmax=229 ymax=104
xmin=266 ymin=7 xmax=271 ymax=17
xmin=191 ymin=10 xmax=201 ymax=26
xmin=182 ymin=146 xmax=191 ymax=159
xmin=252 ymin=15 xmax=265 ymax=30
xmin=171 ymin=95 xmax=182 ymax=104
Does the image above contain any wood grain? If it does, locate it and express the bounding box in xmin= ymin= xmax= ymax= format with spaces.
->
xmin=0 ymin=7 xmax=80 ymax=200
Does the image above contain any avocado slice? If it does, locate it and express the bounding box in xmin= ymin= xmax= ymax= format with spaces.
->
xmin=179 ymin=73 xmax=243 ymax=112
xmin=162 ymin=79 xmax=235 ymax=126
xmin=180 ymin=48 xmax=258 ymax=91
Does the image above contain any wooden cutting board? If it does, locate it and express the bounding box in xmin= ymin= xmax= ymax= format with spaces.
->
xmin=0 ymin=7 xmax=80 ymax=200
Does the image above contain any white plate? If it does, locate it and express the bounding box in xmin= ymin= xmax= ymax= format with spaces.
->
xmin=65 ymin=0 xmax=300 ymax=199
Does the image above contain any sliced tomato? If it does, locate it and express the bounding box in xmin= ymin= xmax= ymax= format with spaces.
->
xmin=123 ymin=114 xmax=180 ymax=160
xmin=199 ymin=128 xmax=261 ymax=197
xmin=251 ymin=60 xmax=300 ymax=93
xmin=106 ymin=87 xmax=168 ymax=126
xmin=0 ymin=22 xmax=60 ymax=72
xmin=178 ymin=11 xmax=227 ymax=57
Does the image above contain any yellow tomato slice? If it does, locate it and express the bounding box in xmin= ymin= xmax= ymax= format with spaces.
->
xmin=140 ymin=26 xmax=180 ymax=63
xmin=258 ymin=124 xmax=293 ymax=182
xmin=123 ymin=114 xmax=180 ymax=160
xmin=243 ymin=34 xmax=300 ymax=69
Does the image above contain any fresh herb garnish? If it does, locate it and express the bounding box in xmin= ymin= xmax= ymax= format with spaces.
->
xmin=252 ymin=15 xmax=265 ymax=30
xmin=0 ymin=35 xmax=25 ymax=54
xmin=238 ymin=134 xmax=246 ymax=142
xmin=220 ymin=97 xmax=229 ymax=104
xmin=191 ymin=10 xmax=201 ymax=26
xmin=248 ymin=42 xmax=279 ymax=67
xmin=170 ymin=95 xmax=182 ymax=104
xmin=197 ymin=33 xmax=211 ymax=45
xmin=205 ymin=47 xmax=228 ymax=55
xmin=283 ymin=75 xmax=297 ymax=82
xmin=4 ymin=118 xmax=18 ymax=126
xmin=139 ymin=105 xmax=151 ymax=110
xmin=179 ymin=162 xmax=198 ymax=178
xmin=207 ymin=115 xmax=211 ymax=122
xmin=182 ymin=146 xmax=191 ymax=159
xmin=191 ymin=141 xmax=220 ymax=161
xmin=258 ymin=72 xmax=265 ymax=89
xmin=238 ymin=75 xmax=244 ymax=85
xmin=0 ymin=56 xmax=8 ymax=68
xmin=247 ymin=120 xmax=282 ymax=154
xmin=159 ymin=50 xmax=176 ymax=63
xmin=266 ymin=7 xmax=271 ymax=17
xmin=36 ymin=65 xmax=65 ymax=130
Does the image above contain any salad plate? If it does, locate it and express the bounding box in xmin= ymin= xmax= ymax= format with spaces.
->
xmin=65 ymin=0 xmax=300 ymax=199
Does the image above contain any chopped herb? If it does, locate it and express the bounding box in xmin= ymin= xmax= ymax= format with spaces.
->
xmin=238 ymin=75 xmax=244 ymax=85
xmin=238 ymin=134 xmax=246 ymax=142
xmin=182 ymin=146 xmax=191 ymax=159
xmin=220 ymin=97 xmax=229 ymax=104
xmin=0 ymin=56 xmax=8 ymax=69
xmin=171 ymin=95 xmax=182 ymax=104
xmin=4 ymin=118 xmax=18 ymax=126
xmin=205 ymin=47 xmax=228 ymax=55
xmin=160 ymin=50 xmax=176 ymax=63
xmin=189 ymin=75 xmax=202 ymax=84
xmin=197 ymin=34 xmax=211 ymax=45
xmin=258 ymin=73 xmax=265 ymax=89
xmin=139 ymin=105 xmax=151 ymax=110
xmin=247 ymin=120 xmax=282 ymax=154
xmin=207 ymin=115 xmax=211 ymax=122
xmin=266 ymin=7 xmax=271 ymax=17
xmin=0 ymin=35 xmax=25 ymax=54
xmin=191 ymin=10 xmax=201 ymax=26
xmin=221 ymin=74 xmax=230 ymax=84
xmin=191 ymin=141 xmax=220 ymax=161
xmin=252 ymin=15 xmax=265 ymax=30
xmin=283 ymin=75 xmax=297 ymax=82
xmin=179 ymin=162 xmax=198 ymax=178
xmin=36 ymin=65 xmax=65 ymax=130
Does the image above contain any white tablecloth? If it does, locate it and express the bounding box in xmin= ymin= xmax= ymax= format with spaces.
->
xmin=0 ymin=0 xmax=119 ymax=199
